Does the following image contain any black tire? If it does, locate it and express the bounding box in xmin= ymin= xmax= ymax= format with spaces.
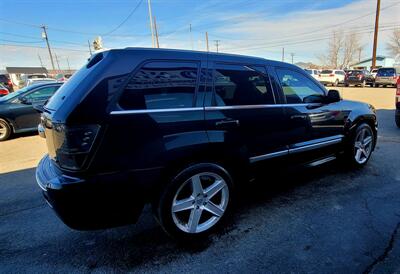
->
xmin=0 ymin=119 xmax=11 ymax=141
xmin=345 ymin=83 xmax=349 ymax=87
xmin=344 ymin=123 xmax=375 ymax=168
xmin=154 ymin=163 xmax=234 ymax=241
xmin=374 ymin=83 xmax=379 ymax=88
xmin=396 ymin=115 xmax=400 ymax=128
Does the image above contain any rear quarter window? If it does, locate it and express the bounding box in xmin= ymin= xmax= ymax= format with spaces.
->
xmin=118 ymin=61 xmax=199 ymax=110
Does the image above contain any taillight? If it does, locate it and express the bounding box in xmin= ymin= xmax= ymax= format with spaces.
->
xmin=0 ymin=89 xmax=8 ymax=95
xmin=358 ymin=74 xmax=363 ymax=79
xmin=7 ymin=79 xmax=12 ymax=86
xmin=53 ymin=124 xmax=100 ymax=170
xmin=329 ymin=74 xmax=334 ymax=77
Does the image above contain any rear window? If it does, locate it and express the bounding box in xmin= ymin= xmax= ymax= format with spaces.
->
xmin=45 ymin=52 xmax=106 ymax=110
xmin=321 ymin=70 xmax=333 ymax=74
xmin=377 ymin=68 xmax=396 ymax=76
xmin=118 ymin=61 xmax=199 ymax=110
xmin=348 ymin=70 xmax=362 ymax=75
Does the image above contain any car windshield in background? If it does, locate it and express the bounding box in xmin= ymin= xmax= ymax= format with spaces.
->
xmin=305 ymin=69 xmax=312 ymax=74
xmin=348 ymin=70 xmax=362 ymax=75
xmin=321 ymin=70 xmax=333 ymax=74
xmin=377 ymin=68 xmax=395 ymax=76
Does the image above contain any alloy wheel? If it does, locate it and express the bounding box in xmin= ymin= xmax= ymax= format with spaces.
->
xmin=171 ymin=172 xmax=229 ymax=234
xmin=354 ymin=127 xmax=373 ymax=164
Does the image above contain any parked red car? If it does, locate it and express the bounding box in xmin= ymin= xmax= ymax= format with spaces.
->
xmin=0 ymin=84 xmax=9 ymax=97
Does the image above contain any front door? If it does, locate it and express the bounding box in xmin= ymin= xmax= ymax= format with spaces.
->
xmin=205 ymin=62 xmax=287 ymax=164
xmin=272 ymin=67 xmax=348 ymax=162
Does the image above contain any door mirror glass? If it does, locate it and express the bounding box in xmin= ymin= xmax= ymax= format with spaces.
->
xmin=326 ymin=89 xmax=341 ymax=103
xmin=18 ymin=96 xmax=31 ymax=105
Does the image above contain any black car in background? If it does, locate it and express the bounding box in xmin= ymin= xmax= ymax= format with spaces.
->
xmin=36 ymin=48 xmax=377 ymax=241
xmin=0 ymin=74 xmax=14 ymax=92
xmin=0 ymin=82 xmax=62 ymax=141
xmin=344 ymin=70 xmax=374 ymax=87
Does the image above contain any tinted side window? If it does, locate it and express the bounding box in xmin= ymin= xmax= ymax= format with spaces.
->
xmin=276 ymin=68 xmax=325 ymax=104
xmin=119 ymin=61 xmax=198 ymax=110
xmin=25 ymin=86 xmax=59 ymax=102
xmin=214 ymin=64 xmax=274 ymax=106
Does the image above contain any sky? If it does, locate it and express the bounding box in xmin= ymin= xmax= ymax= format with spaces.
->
xmin=0 ymin=0 xmax=399 ymax=70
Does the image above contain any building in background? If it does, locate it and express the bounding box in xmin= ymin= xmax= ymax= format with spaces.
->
xmin=350 ymin=56 xmax=395 ymax=70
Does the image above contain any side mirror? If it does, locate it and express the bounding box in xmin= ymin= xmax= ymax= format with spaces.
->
xmin=18 ymin=96 xmax=31 ymax=105
xmin=326 ymin=89 xmax=341 ymax=103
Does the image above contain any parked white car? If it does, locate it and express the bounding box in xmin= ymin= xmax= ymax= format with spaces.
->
xmin=370 ymin=68 xmax=378 ymax=78
xmin=318 ymin=69 xmax=345 ymax=86
xmin=304 ymin=69 xmax=320 ymax=80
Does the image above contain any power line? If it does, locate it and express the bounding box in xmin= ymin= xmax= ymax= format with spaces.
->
xmin=102 ymin=0 xmax=144 ymax=36
xmin=0 ymin=43 xmax=89 ymax=52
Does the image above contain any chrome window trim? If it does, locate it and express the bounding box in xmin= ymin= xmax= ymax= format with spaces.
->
xmin=110 ymin=103 xmax=322 ymax=114
xmin=110 ymin=107 xmax=204 ymax=115
xmin=205 ymin=103 xmax=321 ymax=111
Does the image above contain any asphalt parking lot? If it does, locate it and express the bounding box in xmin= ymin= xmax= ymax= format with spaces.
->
xmin=1 ymin=87 xmax=399 ymax=273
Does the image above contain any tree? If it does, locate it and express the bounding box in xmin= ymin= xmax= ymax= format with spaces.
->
xmin=386 ymin=29 xmax=400 ymax=57
xmin=318 ymin=30 xmax=362 ymax=69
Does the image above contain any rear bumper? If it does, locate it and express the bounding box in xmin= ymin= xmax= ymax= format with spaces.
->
xmin=36 ymin=155 xmax=163 ymax=230
xmin=375 ymin=79 xmax=396 ymax=85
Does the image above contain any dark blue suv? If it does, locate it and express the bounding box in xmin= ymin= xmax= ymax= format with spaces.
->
xmin=36 ymin=48 xmax=377 ymax=240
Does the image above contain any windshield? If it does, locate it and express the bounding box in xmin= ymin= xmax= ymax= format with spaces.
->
xmin=0 ymin=86 xmax=30 ymax=101
xmin=321 ymin=70 xmax=333 ymax=74
xmin=348 ymin=70 xmax=362 ymax=75
xmin=305 ymin=69 xmax=312 ymax=74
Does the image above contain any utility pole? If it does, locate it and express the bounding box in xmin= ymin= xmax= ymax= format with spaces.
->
xmin=290 ymin=53 xmax=294 ymax=64
xmin=205 ymin=32 xmax=209 ymax=52
xmin=214 ymin=40 xmax=220 ymax=53
xmin=38 ymin=54 xmax=44 ymax=68
xmin=282 ymin=47 xmax=285 ymax=62
xmin=154 ymin=16 xmax=160 ymax=48
xmin=189 ymin=24 xmax=193 ymax=50
xmin=371 ymin=0 xmax=381 ymax=69
xmin=147 ymin=0 xmax=155 ymax=47
xmin=41 ymin=25 xmax=55 ymax=71
xmin=54 ymin=53 xmax=61 ymax=73
xmin=87 ymin=40 xmax=92 ymax=55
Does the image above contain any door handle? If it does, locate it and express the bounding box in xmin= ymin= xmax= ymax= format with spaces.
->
xmin=215 ymin=119 xmax=240 ymax=128
xmin=290 ymin=114 xmax=308 ymax=120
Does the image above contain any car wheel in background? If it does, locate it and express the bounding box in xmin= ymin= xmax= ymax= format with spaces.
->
xmin=154 ymin=163 xmax=234 ymax=241
xmin=345 ymin=83 xmax=349 ymax=87
xmin=396 ymin=115 xmax=400 ymax=128
xmin=344 ymin=123 xmax=375 ymax=168
xmin=0 ymin=119 xmax=11 ymax=141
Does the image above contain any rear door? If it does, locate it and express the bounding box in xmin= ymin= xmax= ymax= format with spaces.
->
xmin=272 ymin=67 xmax=348 ymax=162
xmin=205 ymin=62 xmax=287 ymax=164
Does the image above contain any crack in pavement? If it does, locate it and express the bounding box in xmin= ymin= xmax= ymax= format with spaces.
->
xmin=363 ymin=221 xmax=400 ymax=274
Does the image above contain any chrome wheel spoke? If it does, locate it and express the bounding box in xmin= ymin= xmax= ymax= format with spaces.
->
xmin=204 ymin=179 xmax=225 ymax=199
xmin=363 ymin=136 xmax=372 ymax=146
xmin=172 ymin=196 xmax=195 ymax=213
xmin=204 ymin=201 xmax=224 ymax=217
xmin=191 ymin=175 xmax=203 ymax=196
xmin=355 ymin=149 xmax=362 ymax=162
xmin=359 ymin=129 xmax=365 ymax=141
xmin=354 ymin=141 xmax=362 ymax=149
xmin=188 ymin=208 xmax=202 ymax=233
